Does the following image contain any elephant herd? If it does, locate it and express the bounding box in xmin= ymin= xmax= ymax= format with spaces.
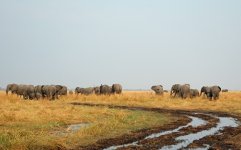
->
xmin=6 ymin=84 xmax=67 ymax=100
xmin=75 ymin=84 xmax=122 ymax=95
xmin=151 ymin=84 xmax=222 ymax=100
xmin=5 ymin=83 xmax=123 ymax=100
xmin=5 ymin=83 xmax=223 ymax=100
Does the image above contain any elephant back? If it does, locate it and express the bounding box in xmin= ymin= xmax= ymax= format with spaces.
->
xmin=112 ymin=84 xmax=122 ymax=94
xmin=100 ymin=85 xmax=112 ymax=95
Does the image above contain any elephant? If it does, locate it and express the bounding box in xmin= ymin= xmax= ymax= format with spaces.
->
xmin=82 ymin=87 xmax=95 ymax=95
xmin=6 ymin=83 xmax=18 ymax=95
xmin=222 ymin=89 xmax=228 ymax=92
xmin=100 ymin=84 xmax=112 ymax=95
xmin=75 ymin=87 xmax=94 ymax=95
xmin=190 ymin=89 xmax=199 ymax=98
xmin=23 ymin=85 xmax=35 ymax=100
xmin=55 ymin=85 xmax=67 ymax=97
xmin=151 ymin=85 xmax=164 ymax=95
xmin=200 ymin=86 xmax=212 ymax=98
xmin=179 ymin=84 xmax=190 ymax=99
xmin=210 ymin=86 xmax=221 ymax=100
xmin=35 ymin=92 xmax=42 ymax=100
xmin=170 ymin=84 xmax=181 ymax=97
xmin=75 ymin=87 xmax=81 ymax=95
xmin=16 ymin=84 xmax=27 ymax=98
xmin=93 ymin=86 xmax=100 ymax=95
xmin=42 ymin=85 xmax=57 ymax=100
xmin=34 ymin=85 xmax=43 ymax=98
xmin=112 ymin=84 xmax=122 ymax=94
xmin=34 ymin=85 xmax=42 ymax=93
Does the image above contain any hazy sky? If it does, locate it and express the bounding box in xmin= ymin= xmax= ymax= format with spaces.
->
xmin=0 ymin=0 xmax=241 ymax=90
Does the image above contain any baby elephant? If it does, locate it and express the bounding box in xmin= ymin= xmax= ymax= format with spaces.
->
xmin=190 ymin=89 xmax=199 ymax=98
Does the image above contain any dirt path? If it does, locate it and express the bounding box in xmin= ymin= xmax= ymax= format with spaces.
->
xmin=70 ymin=102 xmax=241 ymax=150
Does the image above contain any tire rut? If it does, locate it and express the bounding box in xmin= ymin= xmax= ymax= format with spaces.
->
xmin=70 ymin=102 xmax=241 ymax=150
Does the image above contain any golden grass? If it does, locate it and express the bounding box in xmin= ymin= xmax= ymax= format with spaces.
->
xmin=1 ymin=90 xmax=240 ymax=149
xmin=69 ymin=91 xmax=241 ymax=116
xmin=0 ymin=91 xmax=173 ymax=150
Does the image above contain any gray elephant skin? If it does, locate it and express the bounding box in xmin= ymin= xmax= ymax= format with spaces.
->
xmin=179 ymin=84 xmax=190 ymax=99
xmin=151 ymin=85 xmax=164 ymax=95
xmin=55 ymin=85 xmax=67 ymax=96
xmin=6 ymin=83 xmax=18 ymax=95
xmin=93 ymin=87 xmax=100 ymax=95
xmin=210 ymin=86 xmax=221 ymax=100
xmin=170 ymin=84 xmax=181 ymax=97
xmin=23 ymin=85 xmax=35 ymax=100
xmin=42 ymin=85 xmax=57 ymax=100
xmin=100 ymin=85 xmax=112 ymax=95
xmin=190 ymin=89 xmax=199 ymax=98
xmin=75 ymin=87 xmax=95 ymax=95
xmin=200 ymin=86 xmax=221 ymax=100
xmin=112 ymin=84 xmax=122 ymax=94
xmin=200 ymin=86 xmax=211 ymax=98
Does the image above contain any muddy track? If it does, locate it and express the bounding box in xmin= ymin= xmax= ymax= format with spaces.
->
xmin=70 ymin=102 xmax=241 ymax=150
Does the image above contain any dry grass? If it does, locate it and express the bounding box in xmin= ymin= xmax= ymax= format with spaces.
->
xmin=0 ymin=91 xmax=173 ymax=150
xmin=1 ymin=90 xmax=240 ymax=149
xmin=70 ymin=91 xmax=241 ymax=116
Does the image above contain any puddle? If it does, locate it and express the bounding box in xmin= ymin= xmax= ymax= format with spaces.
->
xmin=145 ymin=116 xmax=207 ymax=140
xmin=104 ymin=116 xmax=207 ymax=150
xmin=67 ymin=123 xmax=90 ymax=132
xmin=104 ymin=115 xmax=240 ymax=150
xmin=53 ymin=123 xmax=91 ymax=136
xmin=159 ymin=117 xmax=239 ymax=150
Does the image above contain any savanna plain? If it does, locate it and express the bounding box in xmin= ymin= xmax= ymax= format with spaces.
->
xmin=0 ymin=91 xmax=241 ymax=149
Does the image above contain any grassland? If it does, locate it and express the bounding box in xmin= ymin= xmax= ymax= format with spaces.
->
xmin=0 ymin=90 xmax=240 ymax=149
xmin=70 ymin=91 xmax=241 ymax=116
xmin=0 ymin=91 xmax=174 ymax=150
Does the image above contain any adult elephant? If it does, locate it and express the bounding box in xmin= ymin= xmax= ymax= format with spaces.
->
xmin=151 ymin=85 xmax=164 ymax=95
xmin=210 ymin=86 xmax=221 ymax=100
xmin=100 ymin=84 xmax=112 ymax=95
xmin=75 ymin=87 xmax=94 ymax=95
xmin=112 ymin=84 xmax=122 ymax=94
xmin=55 ymin=85 xmax=67 ymax=97
xmin=81 ymin=87 xmax=95 ymax=95
xmin=42 ymin=85 xmax=57 ymax=100
xmin=190 ymin=89 xmax=199 ymax=98
xmin=200 ymin=86 xmax=211 ymax=98
xmin=170 ymin=84 xmax=181 ymax=97
xmin=16 ymin=84 xmax=27 ymax=98
xmin=180 ymin=84 xmax=190 ymax=99
xmin=75 ymin=87 xmax=81 ymax=95
xmin=34 ymin=85 xmax=43 ymax=100
xmin=23 ymin=85 xmax=35 ymax=100
xmin=93 ymin=86 xmax=100 ymax=95
xmin=6 ymin=83 xmax=18 ymax=95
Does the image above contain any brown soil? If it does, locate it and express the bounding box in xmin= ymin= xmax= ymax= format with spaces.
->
xmin=70 ymin=102 xmax=241 ymax=150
